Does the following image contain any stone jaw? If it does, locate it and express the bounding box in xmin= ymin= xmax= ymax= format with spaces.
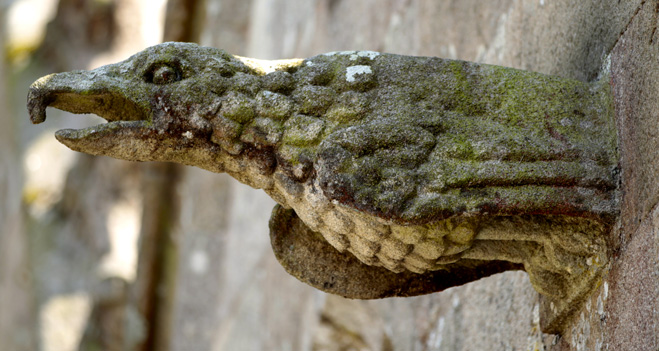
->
xmin=28 ymin=42 xmax=618 ymax=334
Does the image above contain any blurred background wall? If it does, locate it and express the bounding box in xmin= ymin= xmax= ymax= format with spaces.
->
xmin=1 ymin=0 xmax=657 ymax=350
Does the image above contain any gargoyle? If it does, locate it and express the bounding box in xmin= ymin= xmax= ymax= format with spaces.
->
xmin=28 ymin=42 xmax=618 ymax=333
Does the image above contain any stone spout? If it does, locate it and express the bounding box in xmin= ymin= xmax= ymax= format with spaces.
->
xmin=28 ymin=42 xmax=619 ymax=333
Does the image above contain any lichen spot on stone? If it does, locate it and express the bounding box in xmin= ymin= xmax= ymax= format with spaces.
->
xmin=346 ymin=65 xmax=372 ymax=82
xmin=350 ymin=51 xmax=380 ymax=60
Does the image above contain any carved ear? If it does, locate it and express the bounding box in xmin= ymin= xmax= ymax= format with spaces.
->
xmin=268 ymin=205 xmax=522 ymax=299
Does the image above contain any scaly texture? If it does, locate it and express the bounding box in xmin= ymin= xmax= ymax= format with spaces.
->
xmin=27 ymin=43 xmax=618 ymax=331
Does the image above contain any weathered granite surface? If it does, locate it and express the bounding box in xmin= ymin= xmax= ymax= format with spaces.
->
xmin=596 ymin=1 xmax=658 ymax=349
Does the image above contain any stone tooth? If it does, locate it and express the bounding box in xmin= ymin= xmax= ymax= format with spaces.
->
xmin=297 ymin=62 xmax=334 ymax=85
xmin=210 ymin=117 xmax=245 ymax=155
xmin=211 ymin=116 xmax=242 ymax=140
xmin=221 ymin=141 xmax=244 ymax=156
xmin=232 ymin=72 xmax=261 ymax=96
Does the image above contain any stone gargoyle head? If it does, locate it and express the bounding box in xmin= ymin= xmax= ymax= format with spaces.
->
xmin=28 ymin=42 xmax=618 ymax=333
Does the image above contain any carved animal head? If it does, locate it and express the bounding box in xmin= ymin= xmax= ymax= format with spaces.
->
xmin=28 ymin=42 xmax=619 ymax=333
xmin=28 ymin=43 xmax=298 ymax=185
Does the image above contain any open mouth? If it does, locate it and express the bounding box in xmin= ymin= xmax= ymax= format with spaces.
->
xmin=26 ymin=71 xmax=158 ymax=159
xmin=27 ymin=72 xmax=150 ymax=142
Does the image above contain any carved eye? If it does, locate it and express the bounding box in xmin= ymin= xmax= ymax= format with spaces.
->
xmin=146 ymin=63 xmax=182 ymax=84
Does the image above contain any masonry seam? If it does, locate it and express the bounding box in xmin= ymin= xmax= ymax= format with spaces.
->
xmin=609 ymin=0 xmax=647 ymax=52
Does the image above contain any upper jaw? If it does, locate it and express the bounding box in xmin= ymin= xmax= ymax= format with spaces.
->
xmin=26 ymin=66 xmax=160 ymax=159
xmin=27 ymin=68 xmax=150 ymax=125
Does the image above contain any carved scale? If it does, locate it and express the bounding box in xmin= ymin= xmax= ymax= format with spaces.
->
xmin=28 ymin=42 xmax=618 ymax=333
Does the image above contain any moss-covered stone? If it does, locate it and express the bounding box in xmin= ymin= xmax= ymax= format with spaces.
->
xmin=282 ymin=114 xmax=325 ymax=146
xmin=292 ymin=85 xmax=336 ymax=116
xmin=255 ymin=90 xmax=293 ymax=120
xmin=219 ymin=91 xmax=255 ymax=123
xmin=27 ymin=42 xmax=618 ymax=334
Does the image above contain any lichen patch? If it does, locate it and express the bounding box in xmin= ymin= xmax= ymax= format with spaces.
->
xmin=345 ymin=65 xmax=373 ymax=82
xmin=350 ymin=51 xmax=380 ymax=60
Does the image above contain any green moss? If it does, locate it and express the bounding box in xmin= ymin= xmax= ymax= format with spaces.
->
xmin=293 ymin=85 xmax=336 ymax=115
xmin=220 ymin=92 xmax=255 ymax=123
xmin=31 ymin=43 xmax=617 ymax=224
xmin=282 ymin=114 xmax=325 ymax=146
xmin=277 ymin=144 xmax=316 ymax=166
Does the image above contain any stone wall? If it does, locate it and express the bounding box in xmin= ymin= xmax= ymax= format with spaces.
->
xmin=170 ymin=0 xmax=657 ymax=350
